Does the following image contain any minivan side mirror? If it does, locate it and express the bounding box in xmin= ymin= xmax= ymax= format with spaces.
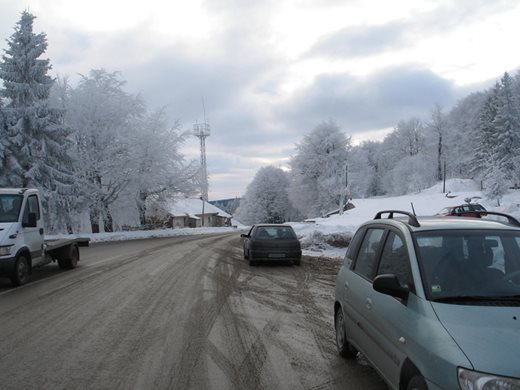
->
xmin=23 ymin=212 xmax=38 ymax=228
xmin=240 ymin=233 xmax=249 ymax=238
xmin=373 ymin=274 xmax=409 ymax=300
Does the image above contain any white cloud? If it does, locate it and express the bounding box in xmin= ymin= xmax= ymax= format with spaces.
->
xmin=1 ymin=0 xmax=519 ymax=199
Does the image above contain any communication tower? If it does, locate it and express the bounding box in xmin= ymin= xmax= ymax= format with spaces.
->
xmin=193 ymin=104 xmax=210 ymax=201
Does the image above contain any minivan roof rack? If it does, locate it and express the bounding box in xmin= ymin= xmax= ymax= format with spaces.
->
xmin=471 ymin=211 xmax=520 ymax=227
xmin=374 ymin=210 xmax=420 ymax=227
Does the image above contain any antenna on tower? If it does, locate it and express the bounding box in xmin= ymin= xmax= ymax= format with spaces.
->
xmin=202 ymin=96 xmax=207 ymax=124
xmin=193 ymin=98 xmax=210 ymax=201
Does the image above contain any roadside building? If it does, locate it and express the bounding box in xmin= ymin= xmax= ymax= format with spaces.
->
xmin=147 ymin=197 xmax=232 ymax=228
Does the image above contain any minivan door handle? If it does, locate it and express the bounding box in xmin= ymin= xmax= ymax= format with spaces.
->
xmin=365 ymin=298 xmax=372 ymax=310
xmin=39 ymin=228 xmax=44 ymax=235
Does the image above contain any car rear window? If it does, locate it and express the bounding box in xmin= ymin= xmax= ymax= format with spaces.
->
xmin=255 ymin=226 xmax=296 ymax=240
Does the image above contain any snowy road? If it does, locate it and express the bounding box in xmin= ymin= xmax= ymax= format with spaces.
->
xmin=0 ymin=233 xmax=386 ymax=389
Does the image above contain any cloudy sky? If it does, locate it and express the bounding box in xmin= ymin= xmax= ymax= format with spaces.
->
xmin=1 ymin=0 xmax=520 ymax=199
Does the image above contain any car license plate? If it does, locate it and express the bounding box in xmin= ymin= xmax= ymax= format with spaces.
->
xmin=268 ymin=253 xmax=285 ymax=258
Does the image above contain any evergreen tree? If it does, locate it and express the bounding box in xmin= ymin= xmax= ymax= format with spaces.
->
xmin=0 ymin=99 xmax=8 ymax=171
xmin=484 ymin=158 xmax=508 ymax=207
xmin=472 ymin=84 xmax=499 ymax=178
xmin=493 ymin=72 xmax=520 ymax=183
xmin=0 ymin=11 xmax=75 ymax=231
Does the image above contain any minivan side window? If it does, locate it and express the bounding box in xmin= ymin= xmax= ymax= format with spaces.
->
xmin=343 ymin=228 xmax=364 ymax=268
xmin=377 ymin=231 xmax=411 ymax=288
xmin=353 ymin=228 xmax=384 ymax=280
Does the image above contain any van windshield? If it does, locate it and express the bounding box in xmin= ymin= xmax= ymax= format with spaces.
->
xmin=0 ymin=194 xmax=23 ymax=223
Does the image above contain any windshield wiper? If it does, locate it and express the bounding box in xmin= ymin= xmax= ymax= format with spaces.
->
xmin=433 ymin=295 xmax=520 ymax=303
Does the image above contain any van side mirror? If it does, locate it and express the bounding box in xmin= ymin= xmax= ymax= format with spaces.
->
xmin=373 ymin=274 xmax=409 ymax=300
xmin=240 ymin=233 xmax=249 ymax=238
xmin=23 ymin=212 xmax=37 ymax=228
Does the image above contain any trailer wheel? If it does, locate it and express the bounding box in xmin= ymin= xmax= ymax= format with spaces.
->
xmin=11 ymin=255 xmax=29 ymax=286
xmin=58 ymin=245 xmax=79 ymax=270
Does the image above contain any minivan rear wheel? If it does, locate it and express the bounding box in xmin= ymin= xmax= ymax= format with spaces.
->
xmin=335 ymin=307 xmax=357 ymax=358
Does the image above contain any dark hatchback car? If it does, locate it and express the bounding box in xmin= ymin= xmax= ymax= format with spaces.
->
xmin=437 ymin=203 xmax=487 ymax=218
xmin=241 ymin=224 xmax=302 ymax=266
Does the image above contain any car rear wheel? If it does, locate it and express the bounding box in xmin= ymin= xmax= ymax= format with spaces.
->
xmin=335 ymin=306 xmax=357 ymax=358
xmin=407 ymin=375 xmax=427 ymax=390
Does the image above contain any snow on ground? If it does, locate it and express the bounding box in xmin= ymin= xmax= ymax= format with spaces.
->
xmin=47 ymin=226 xmax=239 ymax=243
xmin=47 ymin=179 xmax=520 ymax=261
xmin=290 ymin=179 xmax=520 ymax=259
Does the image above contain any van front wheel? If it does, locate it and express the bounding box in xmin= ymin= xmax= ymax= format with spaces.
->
xmin=11 ymin=255 xmax=29 ymax=286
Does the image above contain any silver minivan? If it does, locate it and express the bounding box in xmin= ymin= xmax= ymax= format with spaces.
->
xmin=334 ymin=210 xmax=520 ymax=390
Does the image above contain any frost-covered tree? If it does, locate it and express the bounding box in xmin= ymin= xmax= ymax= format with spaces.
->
xmin=492 ymin=72 xmax=520 ymax=183
xmin=391 ymin=118 xmax=424 ymax=158
xmin=472 ymin=73 xmax=520 ymax=188
xmin=375 ymin=118 xmax=435 ymax=194
xmin=348 ymin=141 xmax=384 ymax=197
xmin=0 ymin=11 xmax=75 ymax=230
xmin=387 ymin=154 xmax=436 ymax=195
xmin=484 ymin=159 xmax=508 ymax=206
xmin=65 ymin=69 xmax=144 ymax=232
xmin=289 ymin=121 xmax=350 ymax=218
xmin=472 ymin=84 xmax=500 ymax=179
xmin=444 ymin=92 xmax=486 ymax=178
xmin=235 ymin=166 xmax=292 ymax=225
xmin=0 ymin=99 xmax=8 ymax=171
xmin=131 ymin=109 xmax=198 ymax=227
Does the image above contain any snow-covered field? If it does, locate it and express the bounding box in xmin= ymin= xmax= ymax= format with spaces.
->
xmin=291 ymin=179 xmax=520 ymax=259
xmin=49 ymin=179 xmax=520 ymax=260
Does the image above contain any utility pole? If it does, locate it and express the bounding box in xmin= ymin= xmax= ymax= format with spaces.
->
xmin=339 ymin=164 xmax=349 ymax=215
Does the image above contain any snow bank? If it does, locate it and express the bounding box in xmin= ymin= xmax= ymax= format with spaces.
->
xmin=47 ymin=179 xmax=520 ymax=261
xmin=290 ymin=179 xmax=520 ymax=259
xmin=47 ymin=227 xmax=238 ymax=243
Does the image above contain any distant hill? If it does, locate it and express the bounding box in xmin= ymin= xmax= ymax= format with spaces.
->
xmin=210 ymin=198 xmax=241 ymax=215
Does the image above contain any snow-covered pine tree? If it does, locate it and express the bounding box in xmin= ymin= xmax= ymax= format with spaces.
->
xmin=472 ymin=84 xmax=500 ymax=179
xmin=492 ymin=72 xmax=520 ymax=185
xmin=484 ymin=158 xmax=508 ymax=206
xmin=0 ymin=99 xmax=8 ymax=171
xmin=0 ymin=11 xmax=75 ymax=231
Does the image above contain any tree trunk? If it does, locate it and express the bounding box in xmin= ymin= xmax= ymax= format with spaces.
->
xmin=137 ymin=191 xmax=148 ymax=227
xmin=102 ymin=201 xmax=113 ymax=232
xmin=89 ymin=208 xmax=100 ymax=233
xmin=437 ymin=133 xmax=443 ymax=181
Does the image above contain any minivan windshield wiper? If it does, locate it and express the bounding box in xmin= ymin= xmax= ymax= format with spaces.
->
xmin=433 ymin=295 xmax=520 ymax=304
